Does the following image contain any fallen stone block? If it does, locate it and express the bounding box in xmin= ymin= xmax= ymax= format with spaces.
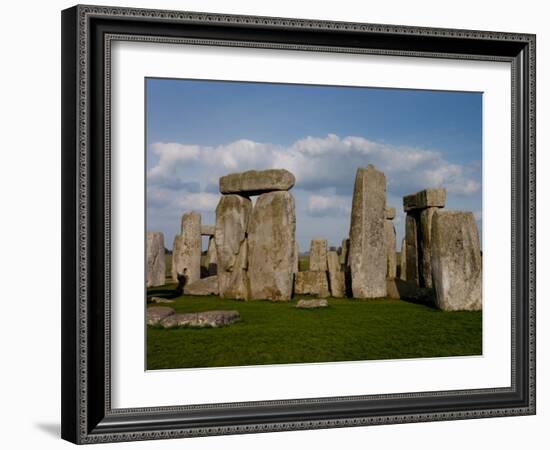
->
xmin=147 ymin=306 xmax=175 ymax=326
xmin=148 ymin=296 xmax=175 ymax=304
xmin=160 ymin=310 xmax=241 ymax=328
xmin=296 ymin=299 xmax=328 ymax=309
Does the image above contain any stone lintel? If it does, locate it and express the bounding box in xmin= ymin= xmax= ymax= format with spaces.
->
xmin=403 ymin=188 xmax=446 ymax=212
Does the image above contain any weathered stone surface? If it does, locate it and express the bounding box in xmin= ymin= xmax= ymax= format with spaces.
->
xmin=205 ymin=236 xmax=217 ymax=275
xmin=171 ymin=212 xmax=201 ymax=284
xmin=219 ymin=169 xmax=295 ymax=196
xmin=147 ymin=306 xmax=175 ymax=326
xmin=293 ymin=242 xmax=299 ymax=274
xmin=386 ymin=278 xmax=417 ymax=300
xmin=403 ymin=188 xmax=446 ymax=212
xmin=419 ymin=207 xmax=437 ymax=288
xmin=340 ymin=238 xmax=350 ymax=267
xmin=385 ymin=207 xmax=396 ymax=220
xmin=384 ymin=220 xmax=397 ymax=279
xmin=327 ymin=251 xmax=345 ymax=297
xmin=161 ymin=310 xmax=240 ymax=328
xmin=296 ymin=299 xmax=328 ymax=309
xmin=215 ymin=195 xmax=252 ymax=300
xmin=348 ymin=165 xmax=387 ymax=298
xmin=294 ymin=271 xmax=330 ymax=297
xmin=386 ymin=279 xmax=434 ymax=303
xmin=309 ymin=239 xmax=328 ymax=272
xmin=430 ymin=211 xmax=482 ymax=311
xmin=147 ymin=232 xmax=165 ymax=287
xmin=400 ymin=238 xmax=407 ymax=281
xmin=248 ymin=191 xmax=296 ymax=300
xmin=184 ymin=275 xmax=219 ymax=296
xmin=148 ymin=296 xmax=174 ymax=304
xmin=405 ymin=213 xmax=419 ymax=286
xmin=201 ymin=225 xmax=215 ymax=236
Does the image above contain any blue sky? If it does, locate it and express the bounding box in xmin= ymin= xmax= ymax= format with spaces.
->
xmin=146 ymin=78 xmax=482 ymax=253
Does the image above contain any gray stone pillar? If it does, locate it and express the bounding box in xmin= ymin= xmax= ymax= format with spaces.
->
xmin=171 ymin=212 xmax=201 ymax=284
xmin=419 ymin=207 xmax=437 ymax=288
xmin=147 ymin=231 xmax=165 ymax=287
xmin=403 ymin=188 xmax=446 ymax=288
xmin=205 ymin=236 xmax=217 ymax=276
xmin=294 ymin=242 xmax=299 ymax=274
xmin=215 ymin=195 xmax=252 ymax=300
xmin=327 ymin=250 xmax=345 ymax=297
xmin=309 ymin=239 xmax=328 ymax=272
xmin=339 ymin=238 xmax=350 ymax=267
xmin=430 ymin=211 xmax=482 ymax=311
xmin=405 ymin=213 xmax=419 ymax=286
xmin=385 ymin=207 xmax=397 ymax=279
xmin=248 ymin=191 xmax=296 ymax=301
xmin=348 ymin=165 xmax=387 ymax=298
xmin=399 ymin=237 xmax=407 ymax=281
xmin=294 ymin=272 xmax=330 ymax=297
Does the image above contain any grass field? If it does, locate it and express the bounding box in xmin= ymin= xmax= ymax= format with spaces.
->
xmin=146 ymin=284 xmax=482 ymax=370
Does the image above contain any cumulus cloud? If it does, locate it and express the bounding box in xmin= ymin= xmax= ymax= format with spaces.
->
xmin=307 ymin=194 xmax=351 ymax=218
xmin=148 ymin=187 xmax=220 ymax=211
xmin=147 ymin=134 xmax=480 ymax=197
xmin=147 ymin=134 xmax=481 ymax=249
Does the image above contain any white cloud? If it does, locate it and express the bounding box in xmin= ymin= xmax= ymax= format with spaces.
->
xmin=148 ymin=186 xmax=220 ymax=212
xmin=307 ymin=194 xmax=351 ymax=217
xmin=147 ymin=134 xmax=481 ymax=249
xmin=148 ymin=134 xmax=480 ymax=197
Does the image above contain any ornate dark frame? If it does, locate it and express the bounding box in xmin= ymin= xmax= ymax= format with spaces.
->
xmin=61 ymin=4 xmax=536 ymax=444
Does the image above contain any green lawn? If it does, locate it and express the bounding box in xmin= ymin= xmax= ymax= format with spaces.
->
xmin=146 ymin=284 xmax=482 ymax=370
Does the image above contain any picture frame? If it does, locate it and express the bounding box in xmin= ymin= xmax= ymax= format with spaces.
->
xmin=61 ymin=4 xmax=536 ymax=444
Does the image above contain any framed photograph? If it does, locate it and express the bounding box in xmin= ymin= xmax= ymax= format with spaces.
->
xmin=61 ymin=4 xmax=536 ymax=444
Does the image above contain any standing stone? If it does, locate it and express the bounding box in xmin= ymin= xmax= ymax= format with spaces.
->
xmin=205 ymin=236 xmax=217 ymax=275
xmin=220 ymin=169 xmax=295 ymax=196
xmin=184 ymin=275 xmax=219 ymax=296
xmin=340 ymin=238 xmax=350 ymax=267
xmin=403 ymin=188 xmax=446 ymax=288
xmin=327 ymin=251 xmax=345 ymax=297
xmin=430 ymin=211 xmax=482 ymax=311
xmin=405 ymin=213 xmax=419 ymax=286
xmin=146 ymin=232 xmax=165 ymax=287
xmin=294 ymin=242 xmax=300 ymax=274
xmin=419 ymin=207 xmax=437 ymax=288
xmin=248 ymin=191 xmax=296 ymax=301
xmin=215 ymin=195 xmax=252 ymax=300
xmin=384 ymin=220 xmax=396 ymax=279
xmin=294 ymin=271 xmax=330 ymax=297
xmin=309 ymin=239 xmax=328 ymax=272
xmin=348 ymin=165 xmax=387 ymax=298
xmin=400 ymin=237 xmax=407 ymax=281
xmin=171 ymin=212 xmax=201 ymax=284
